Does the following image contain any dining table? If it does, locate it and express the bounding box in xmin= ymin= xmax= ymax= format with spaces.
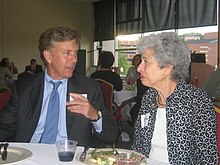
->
xmin=0 ymin=143 xmax=85 ymax=165
xmin=0 ymin=143 xmax=169 ymax=165
xmin=114 ymin=84 xmax=137 ymax=118
xmin=114 ymin=82 xmax=138 ymax=103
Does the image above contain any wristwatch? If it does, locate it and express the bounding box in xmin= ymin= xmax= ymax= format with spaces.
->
xmin=97 ymin=110 xmax=102 ymax=120
xmin=91 ymin=110 xmax=102 ymax=121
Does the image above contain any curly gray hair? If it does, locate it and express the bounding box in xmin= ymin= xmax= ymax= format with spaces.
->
xmin=137 ymin=32 xmax=190 ymax=82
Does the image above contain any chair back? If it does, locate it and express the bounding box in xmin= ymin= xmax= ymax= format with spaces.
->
xmin=17 ymin=71 xmax=32 ymax=79
xmin=0 ymin=91 xmax=11 ymax=111
xmin=96 ymin=79 xmax=113 ymax=112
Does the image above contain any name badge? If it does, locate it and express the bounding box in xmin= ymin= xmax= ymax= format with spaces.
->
xmin=141 ymin=113 xmax=150 ymax=128
xmin=70 ymin=94 xmax=87 ymax=101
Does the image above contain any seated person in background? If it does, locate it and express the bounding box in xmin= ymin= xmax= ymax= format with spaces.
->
xmin=201 ymin=68 xmax=220 ymax=107
xmin=8 ymin=61 xmax=18 ymax=75
xmin=25 ymin=58 xmax=43 ymax=74
xmin=125 ymin=54 xmax=141 ymax=85
xmin=117 ymin=78 xmax=149 ymax=126
xmin=131 ymin=32 xmax=218 ymax=164
xmin=0 ymin=26 xmax=119 ymax=147
xmin=129 ymin=78 xmax=149 ymax=126
xmin=90 ymin=51 xmax=123 ymax=91
xmin=0 ymin=58 xmax=13 ymax=88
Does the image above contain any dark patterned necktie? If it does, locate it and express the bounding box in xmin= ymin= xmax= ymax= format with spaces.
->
xmin=40 ymin=81 xmax=62 ymax=144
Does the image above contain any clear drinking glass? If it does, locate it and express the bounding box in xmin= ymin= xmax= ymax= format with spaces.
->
xmin=116 ymin=153 xmax=142 ymax=165
xmin=55 ymin=140 xmax=78 ymax=162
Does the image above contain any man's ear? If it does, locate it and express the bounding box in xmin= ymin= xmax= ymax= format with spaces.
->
xmin=43 ymin=50 xmax=52 ymax=64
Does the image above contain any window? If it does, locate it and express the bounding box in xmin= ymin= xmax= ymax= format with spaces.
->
xmin=92 ymin=25 xmax=218 ymax=78
xmin=92 ymin=0 xmax=218 ymax=78
xmin=178 ymin=26 xmax=218 ymax=68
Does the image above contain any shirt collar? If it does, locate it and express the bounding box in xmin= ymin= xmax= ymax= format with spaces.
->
xmin=44 ymin=69 xmax=67 ymax=84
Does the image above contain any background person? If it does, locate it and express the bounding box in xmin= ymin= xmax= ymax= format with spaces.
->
xmin=90 ymin=51 xmax=123 ymax=91
xmin=128 ymin=78 xmax=149 ymax=126
xmin=201 ymin=68 xmax=220 ymax=107
xmin=0 ymin=58 xmax=13 ymax=88
xmin=0 ymin=26 xmax=119 ymax=147
xmin=125 ymin=54 xmax=141 ymax=85
xmin=25 ymin=58 xmax=43 ymax=74
xmin=131 ymin=32 xmax=218 ymax=164
xmin=8 ymin=61 xmax=18 ymax=75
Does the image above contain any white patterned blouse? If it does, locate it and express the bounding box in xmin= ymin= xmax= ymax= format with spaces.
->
xmin=131 ymin=81 xmax=219 ymax=165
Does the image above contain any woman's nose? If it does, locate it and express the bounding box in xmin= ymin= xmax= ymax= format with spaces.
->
xmin=137 ymin=62 xmax=143 ymax=73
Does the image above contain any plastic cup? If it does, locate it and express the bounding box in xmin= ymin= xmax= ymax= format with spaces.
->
xmin=55 ymin=140 xmax=78 ymax=162
xmin=116 ymin=153 xmax=141 ymax=165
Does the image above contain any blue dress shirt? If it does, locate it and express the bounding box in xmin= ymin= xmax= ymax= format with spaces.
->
xmin=31 ymin=70 xmax=102 ymax=143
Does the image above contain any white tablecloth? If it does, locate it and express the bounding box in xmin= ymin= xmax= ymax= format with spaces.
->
xmin=114 ymin=89 xmax=137 ymax=118
xmin=2 ymin=143 xmax=168 ymax=165
xmin=3 ymin=143 xmax=84 ymax=165
xmin=114 ymin=90 xmax=137 ymax=105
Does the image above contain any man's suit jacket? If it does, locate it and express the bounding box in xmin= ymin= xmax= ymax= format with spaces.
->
xmin=0 ymin=72 xmax=119 ymax=147
xmin=25 ymin=64 xmax=43 ymax=74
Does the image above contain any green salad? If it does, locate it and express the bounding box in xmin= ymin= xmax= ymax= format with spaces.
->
xmin=88 ymin=149 xmax=117 ymax=165
xmin=87 ymin=148 xmax=144 ymax=165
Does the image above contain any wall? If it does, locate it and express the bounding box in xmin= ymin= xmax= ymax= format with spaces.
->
xmin=0 ymin=0 xmax=94 ymax=73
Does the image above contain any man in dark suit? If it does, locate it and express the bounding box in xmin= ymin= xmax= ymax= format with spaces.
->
xmin=201 ymin=68 xmax=220 ymax=107
xmin=25 ymin=59 xmax=43 ymax=74
xmin=0 ymin=26 xmax=119 ymax=147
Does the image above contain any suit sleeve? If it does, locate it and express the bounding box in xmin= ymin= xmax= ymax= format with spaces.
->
xmin=0 ymin=83 xmax=18 ymax=141
xmin=91 ymin=81 xmax=119 ymax=144
xmin=25 ymin=66 xmax=29 ymax=72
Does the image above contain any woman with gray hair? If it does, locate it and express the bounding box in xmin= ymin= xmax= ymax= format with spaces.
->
xmin=131 ymin=32 xmax=218 ymax=164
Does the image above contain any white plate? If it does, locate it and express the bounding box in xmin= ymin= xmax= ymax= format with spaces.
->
xmin=0 ymin=147 xmax=32 ymax=164
xmin=75 ymin=148 xmax=147 ymax=165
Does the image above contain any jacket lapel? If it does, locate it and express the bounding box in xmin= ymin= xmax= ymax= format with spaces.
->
xmin=29 ymin=74 xmax=45 ymax=128
xmin=67 ymin=75 xmax=81 ymax=93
